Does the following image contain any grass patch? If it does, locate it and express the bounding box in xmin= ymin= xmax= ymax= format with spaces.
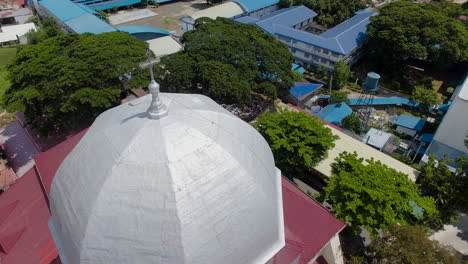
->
xmin=0 ymin=48 xmax=17 ymax=128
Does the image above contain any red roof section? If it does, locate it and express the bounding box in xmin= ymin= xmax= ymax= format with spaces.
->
xmin=273 ymin=178 xmax=345 ymax=264
xmin=0 ymin=169 xmax=57 ymax=264
xmin=34 ymin=129 xmax=87 ymax=194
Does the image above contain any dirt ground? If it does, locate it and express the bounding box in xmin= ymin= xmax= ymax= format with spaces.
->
xmin=116 ymin=0 xmax=207 ymax=36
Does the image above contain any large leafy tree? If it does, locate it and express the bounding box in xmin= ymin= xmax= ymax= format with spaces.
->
xmin=254 ymin=108 xmax=338 ymax=178
xmin=367 ymin=1 xmax=468 ymax=68
xmin=351 ymin=225 xmax=464 ymax=264
xmin=330 ymin=91 xmax=350 ymax=104
xmin=417 ymin=155 xmax=467 ymax=228
xmin=322 ymin=152 xmax=437 ymax=235
xmin=411 ymin=85 xmax=442 ymax=110
xmin=3 ymin=32 xmax=147 ymax=134
xmin=157 ymin=18 xmax=294 ymax=104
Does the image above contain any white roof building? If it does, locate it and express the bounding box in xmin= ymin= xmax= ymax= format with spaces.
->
xmin=146 ymin=36 xmax=183 ymax=57
xmin=362 ymin=128 xmax=392 ymax=151
xmin=49 ymin=83 xmax=284 ymax=263
xmin=0 ymin=22 xmax=36 ymax=44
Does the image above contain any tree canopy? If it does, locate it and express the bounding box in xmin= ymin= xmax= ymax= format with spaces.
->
xmin=330 ymin=91 xmax=350 ymax=104
xmin=322 ymin=152 xmax=437 ymax=235
xmin=417 ymin=155 xmax=468 ymax=228
xmin=156 ymin=18 xmax=294 ymax=104
xmin=3 ymin=32 xmax=148 ymax=134
xmin=352 ymin=225 xmax=465 ymax=264
xmin=411 ymin=85 xmax=442 ymax=110
xmin=341 ymin=113 xmax=361 ymax=133
xmin=254 ymin=108 xmax=338 ymax=178
xmin=367 ymin=1 xmax=468 ymax=68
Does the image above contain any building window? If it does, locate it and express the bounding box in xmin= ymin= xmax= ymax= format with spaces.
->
xmin=290 ymin=48 xmax=297 ymax=53
xmin=332 ymin=52 xmax=339 ymax=58
xmin=304 ymin=52 xmax=310 ymax=58
xmin=323 ymin=50 xmax=329 ymax=55
xmin=292 ymin=40 xmax=297 ymax=44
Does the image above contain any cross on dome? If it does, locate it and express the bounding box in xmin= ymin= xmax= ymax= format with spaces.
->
xmin=139 ymin=50 xmax=168 ymax=119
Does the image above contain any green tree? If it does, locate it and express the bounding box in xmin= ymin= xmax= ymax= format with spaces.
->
xmin=341 ymin=113 xmax=360 ymax=133
xmin=322 ymin=152 xmax=437 ymax=235
xmin=333 ymin=60 xmax=352 ymax=88
xmin=330 ymin=91 xmax=350 ymax=104
xmin=254 ymin=108 xmax=338 ymax=178
xmin=292 ymin=71 xmax=304 ymax=82
xmin=367 ymin=1 xmax=468 ymax=68
xmin=357 ymin=225 xmax=464 ymax=264
xmin=166 ymin=18 xmax=294 ymax=103
xmin=96 ymin=9 xmax=110 ymax=23
xmin=279 ymin=0 xmax=293 ymax=8
xmin=417 ymin=155 xmax=467 ymax=228
xmin=3 ymin=32 xmax=148 ymax=134
xmin=411 ymin=85 xmax=442 ymax=110
xmin=25 ymin=17 xmax=63 ymax=44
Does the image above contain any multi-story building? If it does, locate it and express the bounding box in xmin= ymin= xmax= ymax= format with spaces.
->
xmin=423 ymin=73 xmax=468 ymax=168
xmin=235 ymin=6 xmax=377 ymax=71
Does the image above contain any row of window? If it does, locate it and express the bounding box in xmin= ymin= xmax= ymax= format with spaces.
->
xmin=279 ymin=36 xmax=341 ymax=58
xmin=290 ymin=48 xmax=336 ymax=66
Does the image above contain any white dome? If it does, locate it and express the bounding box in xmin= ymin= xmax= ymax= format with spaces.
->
xmin=49 ymin=93 xmax=284 ymax=264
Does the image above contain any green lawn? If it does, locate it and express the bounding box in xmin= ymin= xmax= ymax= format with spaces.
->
xmin=0 ymin=48 xmax=17 ymax=128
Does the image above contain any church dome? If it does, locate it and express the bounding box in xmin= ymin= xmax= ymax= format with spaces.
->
xmin=49 ymin=93 xmax=284 ymax=264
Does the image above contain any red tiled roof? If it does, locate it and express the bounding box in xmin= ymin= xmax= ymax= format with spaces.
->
xmin=0 ymin=169 xmax=57 ymax=264
xmin=34 ymin=129 xmax=88 ymax=194
xmin=272 ymin=178 xmax=345 ymax=264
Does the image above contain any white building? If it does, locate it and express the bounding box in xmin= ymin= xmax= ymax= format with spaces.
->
xmin=0 ymin=22 xmax=36 ymax=45
xmin=423 ymin=73 xmax=468 ymax=164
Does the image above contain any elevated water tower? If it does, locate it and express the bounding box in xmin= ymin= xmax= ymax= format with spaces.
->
xmin=362 ymin=72 xmax=381 ymax=92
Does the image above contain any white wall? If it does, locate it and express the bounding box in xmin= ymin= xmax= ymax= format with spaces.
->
xmin=319 ymin=234 xmax=344 ymax=264
xmin=432 ymin=93 xmax=468 ymax=154
xmin=396 ymin=126 xmax=417 ymax=137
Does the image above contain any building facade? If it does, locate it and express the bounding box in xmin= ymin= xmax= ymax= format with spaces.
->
xmin=423 ymin=73 xmax=468 ymax=166
xmin=236 ymin=6 xmax=377 ymax=71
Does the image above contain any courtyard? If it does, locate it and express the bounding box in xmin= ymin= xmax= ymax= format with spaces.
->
xmin=111 ymin=0 xmax=207 ymax=36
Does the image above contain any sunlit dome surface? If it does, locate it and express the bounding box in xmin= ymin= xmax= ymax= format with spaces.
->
xmin=49 ymin=93 xmax=284 ymax=264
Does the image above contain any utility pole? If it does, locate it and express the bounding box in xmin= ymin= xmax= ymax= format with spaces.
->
xmin=329 ymin=72 xmax=333 ymax=103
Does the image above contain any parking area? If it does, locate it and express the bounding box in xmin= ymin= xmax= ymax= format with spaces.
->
xmin=114 ymin=0 xmax=207 ymax=36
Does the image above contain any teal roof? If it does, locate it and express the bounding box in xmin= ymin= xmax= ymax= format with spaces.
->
xmin=291 ymin=63 xmax=305 ymax=74
xmin=315 ymin=103 xmax=352 ymax=125
xmin=348 ymin=97 xmax=421 ymax=108
xmin=232 ymin=0 xmax=279 ymax=12
xmin=116 ymin=25 xmax=171 ymax=36
xmin=88 ymin=0 xmax=141 ymax=10
xmin=38 ymin=0 xmax=116 ymax=34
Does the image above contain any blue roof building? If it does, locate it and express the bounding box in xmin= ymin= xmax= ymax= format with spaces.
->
xmin=37 ymin=0 xmax=116 ymax=34
xmin=395 ymin=114 xmax=425 ymax=137
xmin=235 ymin=6 xmax=377 ymax=70
xmin=291 ymin=63 xmax=306 ymax=74
xmin=348 ymin=97 xmax=421 ymax=108
xmin=290 ymin=82 xmax=322 ymax=100
xmin=315 ymin=103 xmax=353 ymax=125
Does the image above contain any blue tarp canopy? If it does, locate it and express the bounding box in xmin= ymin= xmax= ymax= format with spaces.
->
xmin=291 ymin=63 xmax=305 ymax=74
xmin=395 ymin=114 xmax=425 ymax=131
xmin=290 ymin=82 xmax=322 ymax=100
xmin=315 ymin=103 xmax=353 ymax=125
xmin=348 ymin=97 xmax=421 ymax=108
xmin=420 ymin=133 xmax=434 ymax=143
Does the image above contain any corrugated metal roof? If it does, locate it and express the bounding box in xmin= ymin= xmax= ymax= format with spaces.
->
xmin=290 ymin=82 xmax=322 ymax=100
xmin=291 ymin=63 xmax=305 ymax=74
xmin=191 ymin=2 xmax=244 ymax=20
xmin=232 ymin=0 xmax=279 ymax=12
xmin=236 ymin=6 xmax=377 ymax=55
xmin=116 ymin=25 xmax=170 ymax=35
xmin=363 ymin=128 xmax=391 ymax=149
xmin=88 ymin=0 xmax=140 ymax=10
xmin=38 ymin=0 xmax=116 ymax=34
xmin=315 ymin=103 xmax=352 ymax=125
xmin=395 ymin=114 xmax=425 ymax=131
xmin=420 ymin=133 xmax=434 ymax=143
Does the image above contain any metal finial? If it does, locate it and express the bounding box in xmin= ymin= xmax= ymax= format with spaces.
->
xmin=139 ymin=51 xmax=167 ymax=119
